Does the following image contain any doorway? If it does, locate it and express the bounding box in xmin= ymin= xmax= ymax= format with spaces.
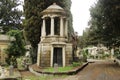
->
xmin=53 ymin=47 xmax=63 ymax=67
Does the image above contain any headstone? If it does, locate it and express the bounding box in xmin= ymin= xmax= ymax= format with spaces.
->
xmin=25 ymin=51 xmax=30 ymax=57
xmin=54 ymin=63 xmax=58 ymax=72
xmin=111 ymin=48 xmax=114 ymax=59
xmin=0 ymin=68 xmax=5 ymax=77
xmin=9 ymin=65 xmax=14 ymax=76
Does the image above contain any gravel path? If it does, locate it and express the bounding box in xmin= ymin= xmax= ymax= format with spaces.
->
xmin=54 ymin=60 xmax=120 ymax=80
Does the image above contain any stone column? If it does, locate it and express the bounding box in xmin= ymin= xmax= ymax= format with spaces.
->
xmin=65 ymin=19 xmax=68 ymax=37
xmin=9 ymin=65 xmax=14 ymax=76
xmin=41 ymin=18 xmax=46 ymax=37
xmin=63 ymin=46 xmax=65 ymax=67
xmin=51 ymin=17 xmax=54 ymax=36
xmin=51 ymin=46 xmax=53 ymax=67
xmin=60 ymin=17 xmax=64 ymax=36
xmin=111 ymin=48 xmax=114 ymax=59
xmin=37 ymin=44 xmax=40 ymax=66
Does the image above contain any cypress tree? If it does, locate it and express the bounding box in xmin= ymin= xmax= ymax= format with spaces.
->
xmin=24 ymin=0 xmax=73 ymax=62
xmin=0 ymin=0 xmax=22 ymax=34
xmin=88 ymin=0 xmax=120 ymax=47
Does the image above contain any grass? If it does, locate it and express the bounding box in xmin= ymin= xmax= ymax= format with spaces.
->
xmin=44 ymin=66 xmax=73 ymax=72
xmin=44 ymin=62 xmax=83 ymax=72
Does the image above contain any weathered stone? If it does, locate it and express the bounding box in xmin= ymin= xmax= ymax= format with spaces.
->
xmin=37 ymin=3 xmax=72 ymax=67
xmin=0 ymin=35 xmax=15 ymax=64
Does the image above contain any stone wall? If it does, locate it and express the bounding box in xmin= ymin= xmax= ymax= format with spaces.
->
xmin=65 ymin=44 xmax=73 ymax=66
xmin=40 ymin=44 xmax=51 ymax=67
xmin=37 ymin=42 xmax=73 ymax=67
xmin=0 ymin=42 xmax=9 ymax=64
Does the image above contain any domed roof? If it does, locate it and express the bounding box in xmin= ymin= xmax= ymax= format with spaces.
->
xmin=41 ymin=3 xmax=67 ymax=16
xmin=47 ymin=3 xmax=64 ymax=10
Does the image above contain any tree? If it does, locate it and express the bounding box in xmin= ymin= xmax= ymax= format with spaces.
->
xmin=0 ymin=0 xmax=22 ymax=34
xmin=24 ymin=0 xmax=74 ymax=62
xmin=87 ymin=0 xmax=120 ymax=47
xmin=6 ymin=30 xmax=26 ymax=67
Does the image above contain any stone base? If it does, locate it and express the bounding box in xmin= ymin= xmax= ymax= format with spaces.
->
xmin=37 ymin=37 xmax=72 ymax=67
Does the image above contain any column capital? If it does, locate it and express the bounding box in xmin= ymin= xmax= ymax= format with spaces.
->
xmin=42 ymin=16 xmax=45 ymax=19
xmin=60 ymin=17 xmax=64 ymax=19
xmin=60 ymin=16 xmax=66 ymax=19
xmin=50 ymin=16 xmax=54 ymax=18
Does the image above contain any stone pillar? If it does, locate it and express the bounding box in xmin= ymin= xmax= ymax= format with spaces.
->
xmin=41 ymin=18 xmax=46 ymax=37
xmin=65 ymin=19 xmax=68 ymax=37
xmin=63 ymin=46 xmax=65 ymax=67
xmin=60 ymin=17 xmax=64 ymax=36
xmin=37 ymin=44 xmax=40 ymax=66
xmin=9 ymin=64 xmax=14 ymax=76
xmin=51 ymin=17 xmax=54 ymax=36
xmin=111 ymin=48 xmax=114 ymax=59
xmin=51 ymin=46 xmax=53 ymax=67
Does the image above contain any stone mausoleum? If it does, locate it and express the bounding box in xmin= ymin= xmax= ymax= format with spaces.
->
xmin=0 ymin=35 xmax=14 ymax=64
xmin=37 ymin=3 xmax=73 ymax=67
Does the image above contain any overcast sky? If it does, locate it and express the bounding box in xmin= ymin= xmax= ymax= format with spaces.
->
xmin=18 ymin=0 xmax=97 ymax=35
xmin=71 ymin=0 xmax=97 ymax=35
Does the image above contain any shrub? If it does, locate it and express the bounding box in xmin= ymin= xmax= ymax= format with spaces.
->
xmin=72 ymin=62 xmax=82 ymax=67
xmin=5 ymin=30 xmax=26 ymax=67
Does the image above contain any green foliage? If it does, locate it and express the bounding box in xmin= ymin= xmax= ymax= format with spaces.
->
xmin=81 ymin=49 xmax=88 ymax=62
xmin=82 ymin=49 xmax=88 ymax=57
xmin=0 ymin=0 xmax=23 ymax=33
xmin=81 ymin=0 xmax=120 ymax=47
xmin=114 ymin=48 xmax=120 ymax=58
xmin=5 ymin=30 xmax=26 ymax=67
xmin=17 ymin=57 xmax=25 ymax=70
xmin=44 ymin=66 xmax=73 ymax=72
xmin=72 ymin=62 xmax=82 ymax=67
xmin=102 ymin=54 xmax=110 ymax=59
xmin=44 ymin=62 xmax=82 ymax=72
xmin=17 ymin=56 xmax=32 ymax=70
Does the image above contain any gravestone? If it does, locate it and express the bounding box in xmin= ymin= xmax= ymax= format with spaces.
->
xmin=0 ymin=68 xmax=5 ymax=77
xmin=9 ymin=64 xmax=14 ymax=76
xmin=54 ymin=63 xmax=58 ymax=72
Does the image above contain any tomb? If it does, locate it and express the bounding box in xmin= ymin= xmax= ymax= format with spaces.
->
xmin=37 ymin=3 xmax=73 ymax=67
xmin=0 ymin=35 xmax=14 ymax=64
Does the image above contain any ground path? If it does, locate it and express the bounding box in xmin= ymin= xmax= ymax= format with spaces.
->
xmin=54 ymin=60 xmax=120 ymax=80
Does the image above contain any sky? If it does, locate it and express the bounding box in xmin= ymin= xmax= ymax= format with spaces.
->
xmin=18 ymin=0 xmax=97 ymax=35
xmin=71 ymin=0 xmax=96 ymax=35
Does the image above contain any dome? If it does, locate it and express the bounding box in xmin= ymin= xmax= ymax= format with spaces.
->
xmin=41 ymin=3 xmax=67 ymax=16
xmin=47 ymin=3 xmax=64 ymax=10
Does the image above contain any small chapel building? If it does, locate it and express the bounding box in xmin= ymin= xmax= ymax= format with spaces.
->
xmin=37 ymin=3 xmax=73 ymax=67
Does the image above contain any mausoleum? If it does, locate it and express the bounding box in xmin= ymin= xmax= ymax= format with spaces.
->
xmin=37 ymin=3 xmax=73 ymax=67
xmin=0 ymin=35 xmax=14 ymax=64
